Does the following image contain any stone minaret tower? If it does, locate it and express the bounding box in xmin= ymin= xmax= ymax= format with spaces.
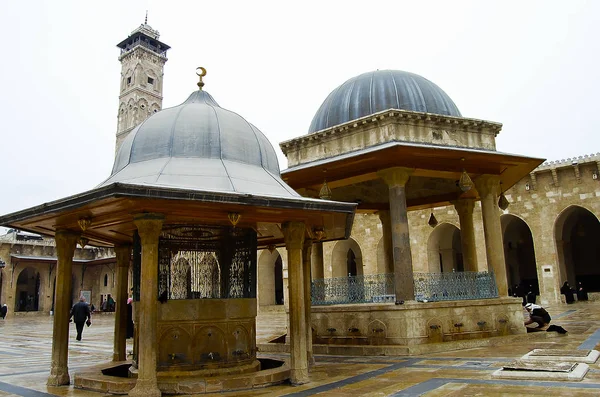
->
xmin=115 ymin=19 xmax=170 ymax=151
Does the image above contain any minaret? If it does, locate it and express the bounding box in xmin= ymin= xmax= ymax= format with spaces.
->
xmin=115 ymin=17 xmax=170 ymax=151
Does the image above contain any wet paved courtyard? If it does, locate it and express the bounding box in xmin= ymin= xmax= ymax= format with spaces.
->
xmin=1 ymin=301 xmax=600 ymax=396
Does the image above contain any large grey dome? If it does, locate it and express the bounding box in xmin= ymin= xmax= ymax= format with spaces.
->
xmin=308 ymin=70 xmax=461 ymax=133
xmin=101 ymin=90 xmax=298 ymax=198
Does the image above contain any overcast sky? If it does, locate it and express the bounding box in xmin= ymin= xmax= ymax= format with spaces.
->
xmin=0 ymin=0 xmax=598 ymax=218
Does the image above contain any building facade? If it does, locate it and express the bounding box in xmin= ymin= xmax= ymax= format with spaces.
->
xmin=0 ymin=230 xmax=116 ymax=314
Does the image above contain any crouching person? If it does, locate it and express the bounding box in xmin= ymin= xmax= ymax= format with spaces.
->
xmin=525 ymin=303 xmax=551 ymax=329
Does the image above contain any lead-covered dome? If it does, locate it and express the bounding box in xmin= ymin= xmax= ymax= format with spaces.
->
xmin=308 ymin=70 xmax=461 ymax=133
xmin=101 ymin=90 xmax=298 ymax=198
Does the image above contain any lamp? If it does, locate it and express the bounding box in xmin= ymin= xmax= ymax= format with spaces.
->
xmin=428 ymin=211 xmax=438 ymax=227
xmin=593 ymin=171 xmax=598 ymax=180
xmin=228 ymin=212 xmax=241 ymax=227
xmin=313 ymin=227 xmax=326 ymax=241
xmin=319 ymin=170 xmax=332 ymax=200
xmin=498 ymin=183 xmax=509 ymax=210
xmin=458 ymin=158 xmax=473 ymax=192
xmin=79 ymin=237 xmax=89 ymax=249
xmin=525 ymin=183 xmax=530 ymax=191
xmin=77 ymin=217 xmax=92 ymax=232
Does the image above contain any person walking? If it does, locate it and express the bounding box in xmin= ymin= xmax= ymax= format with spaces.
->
xmin=70 ymin=296 xmax=91 ymax=341
xmin=0 ymin=304 xmax=7 ymax=319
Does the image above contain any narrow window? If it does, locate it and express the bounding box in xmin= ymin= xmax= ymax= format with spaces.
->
xmin=104 ymin=274 xmax=108 ymax=287
xmin=127 ymin=76 xmax=132 ymax=85
xmin=147 ymin=77 xmax=154 ymax=85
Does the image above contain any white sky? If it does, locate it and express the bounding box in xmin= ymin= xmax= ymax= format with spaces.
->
xmin=0 ymin=0 xmax=599 ymax=217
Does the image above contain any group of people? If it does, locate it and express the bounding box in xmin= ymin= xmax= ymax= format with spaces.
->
xmin=561 ymin=281 xmax=588 ymax=304
xmin=510 ymin=283 xmax=539 ymax=306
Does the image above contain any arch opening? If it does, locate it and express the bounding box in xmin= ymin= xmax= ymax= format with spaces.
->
xmin=427 ymin=223 xmax=463 ymax=273
xmin=15 ymin=267 xmax=40 ymax=312
xmin=555 ymin=206 xmax=600 ymax=291
xmin=501 ymin=214 xmax=538 ymax=298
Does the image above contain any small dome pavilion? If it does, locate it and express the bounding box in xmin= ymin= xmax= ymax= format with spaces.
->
xmin=280 ymin=68 xmax=544 ymax=350
xmin=0 ymin=70 xmax=356 ymax=395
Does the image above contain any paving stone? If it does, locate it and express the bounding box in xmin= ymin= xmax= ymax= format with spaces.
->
xmin=0 ymin=303 xmax=599 ymax=395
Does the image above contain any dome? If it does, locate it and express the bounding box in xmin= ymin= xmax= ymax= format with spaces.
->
xmin=101 ymin=90 xmax=298 ymax=198
xmin=308 ymin=70 xmax=461 ymax=133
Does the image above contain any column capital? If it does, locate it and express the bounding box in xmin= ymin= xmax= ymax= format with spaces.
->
xmin=474 ymin=175 xmax=501 ymax=197
xmin=377 ymin=167 xmax=414 ymax=187
xmin=452 ymin=198 xmax=475 ymax=217
xmin=133 ymin=213 xmax=164 ymax=243
xmin=55 ymin=229 xmax=80 ymax=247
xmin=283 ymin=221 xmax=306 ymax=250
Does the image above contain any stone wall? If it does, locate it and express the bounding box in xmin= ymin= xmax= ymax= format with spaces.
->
xmin=0 ymin=234 xmax=116 ymax=314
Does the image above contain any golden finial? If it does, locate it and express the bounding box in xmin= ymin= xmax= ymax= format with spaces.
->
xmin=196 ymin=67 xmax=207 ymax=90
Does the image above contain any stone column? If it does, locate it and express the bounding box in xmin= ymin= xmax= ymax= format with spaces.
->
xmin=475 ymin=175 xmax=508 ymax=296
xmin=377 ymin=210 xmax=394 ymax=274
xmin=283 ymin=221 xmax=308 ymax=385
xmin=47 ymin=229 xmax=79 ymax=386
xmin=377 ymin=167 xmax=415 ymax=302
xmin=113 ymin=245 xmax=131 ymax=361
xmin=129 ymin=214 xmax=164 ymax=397
xmin=302 ymin=238 xmax=314 ymax=366
xmin=311 ymin=242 xmax=324 ymax=280
xmin=453 ymin=198 xmax=478 ymax=272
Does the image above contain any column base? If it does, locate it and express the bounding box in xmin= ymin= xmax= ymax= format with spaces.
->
xmin=113 ymin=352 xmax=126 ymax=362
xmin=47 ymin=365 xmax=70 ymax=386
xmin=129 ymin=379 xmax=161 ymax=397
xmin=290 ymin=368 xmax=309 ymax=385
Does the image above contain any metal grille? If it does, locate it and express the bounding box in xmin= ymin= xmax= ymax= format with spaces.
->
xmin=311 ymin=271 xmax=499 ymax=305
xmin=157 ymin=225 xmax=256 ymax=300
xmin=311 ymin=273 xmax=395 ymax=305
xmin=414 ymin=271 xmax=498 ymax=301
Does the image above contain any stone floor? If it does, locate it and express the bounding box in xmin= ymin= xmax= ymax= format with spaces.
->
xmin=1 ymin=301 xmax=600 ymax=396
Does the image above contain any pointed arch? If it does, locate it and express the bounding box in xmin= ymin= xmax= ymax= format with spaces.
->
xmin=376 ymin=237 xmax=386 ymax=274
xmin=170 ymin=255 xmax=191 ymax=299
xmin=118 ymin=102 xmax=127 ymax=131
xmin=15 ymin=267 xmax=40 ymax=312
xmin=501 ymin=214 xmax=538 ymax=295
xmin=134 ymin=63 xmax=144 ymax=85
xmin=331 ymin=238 xmax=363 ymax=278
xmin=126 ymin=98 xmax=136 ymax=128
xmin=427 ymin=223 xmax=462 ymax=273
xmin=554 ymin=205 xmax=600 ymax=291
xmin=258 ymin=249 xmax=284 ymax=306
xmin=150 ymin=102 xmax=161 ymax=114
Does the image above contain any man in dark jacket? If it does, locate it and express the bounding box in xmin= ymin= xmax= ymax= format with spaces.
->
xmin=70 ymin=297 xmax=91 ymax=341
